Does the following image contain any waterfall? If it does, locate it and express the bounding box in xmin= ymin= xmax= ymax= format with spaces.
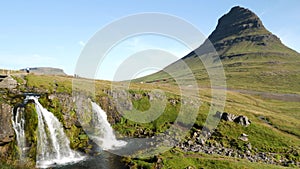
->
xmin=12 ymin=107 xmax=26 ymax=161
xmin=28 ymin=96 xmax=84 ymax=168
xmin=90 ymin=102 xmax=127 ymax=150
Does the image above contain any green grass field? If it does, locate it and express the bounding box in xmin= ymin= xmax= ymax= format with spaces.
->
xmin=20 ymin=73 xmax=300 ymax=168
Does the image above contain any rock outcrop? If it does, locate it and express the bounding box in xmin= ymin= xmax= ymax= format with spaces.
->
xmin=215 ymin=111 xmax=251 ymax=127
xmin=179 ymin=128 xmax=299 ymax=167
xmin=208 ymin=6 xmax=267 ymax=43
xmin=0 ymin=103 xmax=14 ymax=145
xmin=0 ymin=103 xmax=14 ymax=159
xmin=234 ymin=115 xmax=251 ymax=127
xmin=0 ymin=76 xmax=17 ymax=89
xmin=20 ymin=67 xmax=66 ymax=76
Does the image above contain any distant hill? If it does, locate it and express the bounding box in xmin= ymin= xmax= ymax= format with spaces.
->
xmin=20 ymin=67 xmax=66 ymax=76
xmin=135 ymin=6 xmax=300 ymax=93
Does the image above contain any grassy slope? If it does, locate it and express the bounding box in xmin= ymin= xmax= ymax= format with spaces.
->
xmin=143 ymin=149 xmax=291 ymax=169
xmin=22 ymin=74 xmax=300 ymax=168
xmin=134 ymin=52 xmax=300 ymax=94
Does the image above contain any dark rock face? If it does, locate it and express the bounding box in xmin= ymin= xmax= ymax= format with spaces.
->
xmin=0 ymin=103 xmax=14 ymax=146
xmin=208 ymin=6 xmax=266 ymax=43
xmin=0 ymin=103 xmax=14 ymax=160
xmin=213 ymin=34 xmax=280 ymax=53
xmin=185 ymin=6 xmax=290 ymax=60
xmin=98 ymin=95 xmax=123 ymax=125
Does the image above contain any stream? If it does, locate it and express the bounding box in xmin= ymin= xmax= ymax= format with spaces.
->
xmin=53 ymin=152 xmax=127 ymax=169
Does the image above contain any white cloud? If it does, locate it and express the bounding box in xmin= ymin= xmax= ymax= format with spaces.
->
xmin=78 ymin=41 xmax=85 ymax=47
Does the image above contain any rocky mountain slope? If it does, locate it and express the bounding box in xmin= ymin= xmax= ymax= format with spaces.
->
xmin=136 ymin=6 xmax=300 ymax=93
xmin=192 ymin=6 xmax=298 ymax=59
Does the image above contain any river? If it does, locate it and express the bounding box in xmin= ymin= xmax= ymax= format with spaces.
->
xmin=53 ymin=151 xmax=127 ymax=169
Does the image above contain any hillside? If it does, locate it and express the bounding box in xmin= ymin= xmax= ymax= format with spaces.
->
xmin=135 ymin=6 xmax=300 ymax=94
xmin=127 ymin=6 xmax=300 ymax=167
xmin=0 ymin=6 xmax=299 ymax=169
xmin=1 ymin=73 xmax=298 ymax=168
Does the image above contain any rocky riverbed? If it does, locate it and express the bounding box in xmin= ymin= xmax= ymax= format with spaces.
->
xmin=177 ymin=112 xmax=299 ymax=167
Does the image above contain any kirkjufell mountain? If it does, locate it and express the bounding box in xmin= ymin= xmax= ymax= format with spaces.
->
xmin=189 ymin=6 xmax=298 ymax=59
xmin=136 ymin=6 xmax=300 ymax=93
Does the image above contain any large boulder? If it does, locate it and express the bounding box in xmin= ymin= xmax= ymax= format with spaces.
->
xmin=221 ymin=112 xmax=237 ymax=122
xmin=215 ymin=111 xmax=251 ymax=127
xmin=234 ymin=115 xmax=251 ymax=127
xmin=0 ymin=103 xmax=14 ymax=160
xmin=0 ymin=103 xmax=14 ymax=145
xmin=0 ymin=76 xmax=17 ymax=89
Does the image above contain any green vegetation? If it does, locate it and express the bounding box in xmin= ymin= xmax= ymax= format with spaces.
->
xmin=0 ymin=162 xmax=24 ymax=169
xmin=24 ymin=103 xmax=38 ymax=162
xmin=18 ymin=72 xmax=299 ymax=168
xmin=126 ymin=148 xmax=294 ymax=169
xmin=127 ymin=14 xmax=300 ymax=168
xmin=25 ymin=74 xmax=73 ymax=94
xmin=135 ymin=53 xmax=300 ymax=94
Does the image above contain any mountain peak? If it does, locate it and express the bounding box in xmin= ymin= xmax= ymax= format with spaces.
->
xmin=208 ymin=6 xmax=266 ymax=43
xmin=184 ymin=6 xmax=297 ymax=60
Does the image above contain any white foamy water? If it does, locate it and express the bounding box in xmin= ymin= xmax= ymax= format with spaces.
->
xmin=28 ymin=96 xmax=85 ymax=168
xmin=12 ymin=107 xmax=26 ymax=161
xmin=90 ymin=102 xmax=127 ymax=150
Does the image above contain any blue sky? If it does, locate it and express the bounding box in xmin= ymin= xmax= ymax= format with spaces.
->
xmin=0 ymin=0 xmax=299 ymax=80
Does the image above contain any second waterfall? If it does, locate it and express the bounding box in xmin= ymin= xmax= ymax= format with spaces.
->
xmin=28 ymin=96 xmax=84 ymax=168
